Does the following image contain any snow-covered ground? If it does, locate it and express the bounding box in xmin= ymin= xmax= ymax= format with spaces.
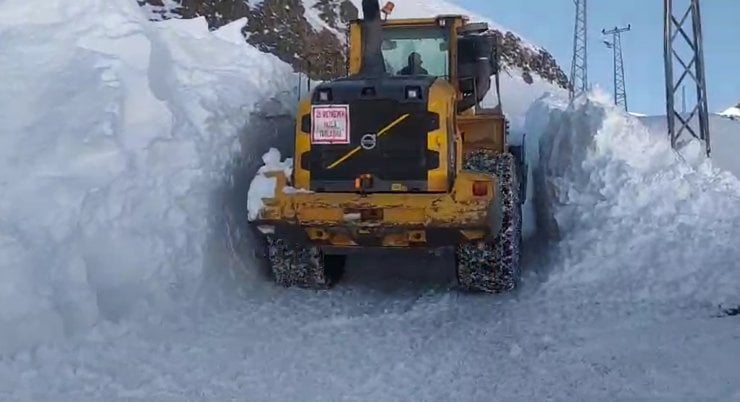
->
xmin=1 ymin=0 xmax=739 ymax=400
xmin=639 ymin=113 xmax=740 ymax=179
xmin=721 ymin=105 xmax=740 ymax=118
xmin=2 ymin=268 xmax=739 ymax=401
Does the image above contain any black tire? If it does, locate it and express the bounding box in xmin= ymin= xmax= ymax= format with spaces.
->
xmin=455 ymin=150 xmax=522 ymax=293
xmin=266 ymin=236 xmax=345 ymax=289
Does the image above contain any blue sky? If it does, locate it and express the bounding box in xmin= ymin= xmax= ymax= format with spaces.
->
xmin=457 ymin=0 xmax=740 ymax=115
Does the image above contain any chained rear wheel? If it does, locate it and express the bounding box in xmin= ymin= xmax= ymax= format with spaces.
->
xmin=266 ymin=236 xmax=345 ymax=289
xmin=455 ymin=150 xmax=522 ymax=293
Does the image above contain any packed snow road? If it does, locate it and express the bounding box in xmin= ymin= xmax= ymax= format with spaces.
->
xmin=2 ymin=260 xmax=739 ymax=401
xmin=1 ymin=0 xmax=739 ymax=400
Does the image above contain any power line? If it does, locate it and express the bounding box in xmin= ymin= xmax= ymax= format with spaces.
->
xmin=570 ymin=0 xmax=588 ymax=100
xmin=602 ymin=25 xmax=631 ymax=111
xmin=663 ymin=0 xmax=710 ymax=157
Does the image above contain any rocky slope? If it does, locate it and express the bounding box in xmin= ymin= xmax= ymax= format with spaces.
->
xmin=137 ymin=0 xmax=568 ymax=87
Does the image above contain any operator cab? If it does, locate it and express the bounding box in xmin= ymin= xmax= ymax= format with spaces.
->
xmin=346 ymin=9 xmax=501 ymax=113
xmin=380 ymin=26 xmax=449 ymax=77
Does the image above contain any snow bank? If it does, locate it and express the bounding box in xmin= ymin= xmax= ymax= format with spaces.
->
xmin=481 ymin=72 xmax=567 ymax=238
xmin=0 ymin=0 xmax=295 ymax=355
xmin=247 ymin=148 xmax=294 ymax=221
xmin=721 ymin=106 xmax=740 ymax=118
xmin=638 ymin=114 xmax=740 ymax=180
xmin=138 ymin=0 xmax=181 ymax=21
xmin=526 ymin=89 xmax=740 ymax=308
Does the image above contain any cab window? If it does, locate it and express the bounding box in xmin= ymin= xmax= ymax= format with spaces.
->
xmin=380 ymin=27 xmax=449 ymax=77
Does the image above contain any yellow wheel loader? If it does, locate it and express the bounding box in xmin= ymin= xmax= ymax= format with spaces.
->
xmin=249 ymin=0 xmax=528 ymax=293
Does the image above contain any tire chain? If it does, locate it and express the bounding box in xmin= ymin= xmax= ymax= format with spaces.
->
xmin=455 ymin=150 xmax=522 ymax=293
xmin=266 ymin=236 xmax=333 ymax=289
xmin=264 ymin=151 xmax=522 ymax=293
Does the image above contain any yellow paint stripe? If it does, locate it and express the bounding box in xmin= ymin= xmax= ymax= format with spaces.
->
xmin=326 ymin=113 xmax=411 ymax=170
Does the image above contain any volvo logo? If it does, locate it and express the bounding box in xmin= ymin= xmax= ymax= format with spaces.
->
xmin=360 ymin=133 xmax=377 ymax=150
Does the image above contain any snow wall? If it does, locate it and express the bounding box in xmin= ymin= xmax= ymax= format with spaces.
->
xmin=526 ymin=89 xmax=740 ymax=308
xmin=0 ymin=0 xmax=297 ymax=356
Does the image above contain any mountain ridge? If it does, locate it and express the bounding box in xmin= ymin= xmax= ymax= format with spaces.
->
xmin=137 ymin=0 xmax=569 ymax=88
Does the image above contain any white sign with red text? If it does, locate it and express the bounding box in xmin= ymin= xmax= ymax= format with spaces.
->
xmin=311 ymin=105 xmax=350 ymax=144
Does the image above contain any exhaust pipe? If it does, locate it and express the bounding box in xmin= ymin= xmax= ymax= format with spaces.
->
xmin=358 ymin=0 xmax=386 ymax=77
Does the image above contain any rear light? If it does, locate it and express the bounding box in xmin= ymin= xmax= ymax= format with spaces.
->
xmin=317 ymin=88 xmax=332 ymax=101
xmin=355 ymin=174 xmax=373 ymax=191
xmin=405 ymin=86 xmax=422 ymax=99
xmin=472 ymin=181 xmax=488 ymax=196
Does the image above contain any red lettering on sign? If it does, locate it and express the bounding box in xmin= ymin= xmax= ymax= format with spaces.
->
xmin=319 ymin=110 xmax=346 ymax=118
xmin=310 ymin=105 xmax=350 ymax=144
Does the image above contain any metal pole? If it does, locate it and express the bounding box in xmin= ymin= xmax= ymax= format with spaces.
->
xmin=663 ymin=0 xmax=676 ymax=148
xmin=691 ymin=0 xmax=711 ymax=155
xmin=616 ymin=29 xmax=628 ymax=111
xmin=663 ymin=0 xmax=710 ymax=156
xmin=602 ymin=25 xmax=631 ymax=111
xmin=570 ymin=0 xmax=588 ymax=100
xmin=613 ymin=32 xmax=618 ymax=106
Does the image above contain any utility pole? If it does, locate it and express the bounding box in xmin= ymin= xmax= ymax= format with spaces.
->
xmin=664 ymin=0 xmax=710 ymax=157
xmin=602 ymin=25 xmax=631 ymax=111
xmin=570 ymin=0 xmax=588 ymax=100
